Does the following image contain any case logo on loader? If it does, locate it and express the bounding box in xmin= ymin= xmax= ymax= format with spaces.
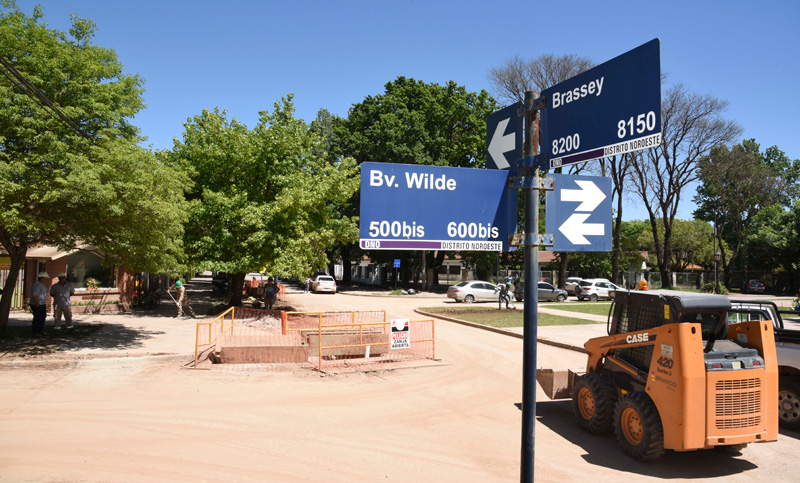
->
xmin=626 ymin=333 xmax=649 ymax=344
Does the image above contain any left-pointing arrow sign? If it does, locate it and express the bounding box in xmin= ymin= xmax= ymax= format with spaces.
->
xmin=558 ymin=213 xmax=605 ymax=245
xmin=488 ymin=119 xmax=515 ymax=170
xmin=485 ymin=103 xmax=522 ymax=170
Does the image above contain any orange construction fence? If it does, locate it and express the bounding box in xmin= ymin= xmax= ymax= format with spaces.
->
xmin=194 ymin=308 xmax=435 ymax=372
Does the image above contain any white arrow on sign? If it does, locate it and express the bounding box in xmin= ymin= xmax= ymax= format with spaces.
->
xmin=488 ymin=118 xmax=515 ymax=169
xmin=559 ymin=213 xmax=605 ymax=245
xmin=560 ymin=180 xmax=606 ymax=212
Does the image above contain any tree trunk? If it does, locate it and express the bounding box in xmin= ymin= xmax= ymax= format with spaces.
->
xmin=228 ymin=272 xmax=246 ymax=306
xmin=558 ymin=253 xmax=568 ymax=288
xmin=0 ymin=246 xmax=26 ymax=333
xmin=431 ymin=251 xmax=445 ymax=287
xmin=341 ymin=244 xmax=352 ymax=284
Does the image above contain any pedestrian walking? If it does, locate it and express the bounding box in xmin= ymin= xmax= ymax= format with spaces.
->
xmin=170 ymin=280 xmax=196 ymax=318
xmin=304 ymin=276 xmax=310 ymax=293
xmin=30 ymin=272 xmax=49 ymax=335
xmin=50 ymin=272 xmax=75 ymax=332
xmin=495 ymin=282 xmax=513 ymax=310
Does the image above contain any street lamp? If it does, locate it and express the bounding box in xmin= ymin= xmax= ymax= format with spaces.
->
xmin=714 ymin=251 xmax=721 ymax=294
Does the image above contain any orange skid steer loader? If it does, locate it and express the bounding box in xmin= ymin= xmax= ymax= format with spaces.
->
xmin=538 ymin=291 xmax=778 ymax=461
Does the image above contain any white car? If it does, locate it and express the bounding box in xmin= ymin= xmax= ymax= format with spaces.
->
xmin=564 ymin=277 xmax=584 ymax=296
xmin=311 ymin=275 xmax=336 ymax=293
xmin=577 ymin=279 xmax=620 ymax=301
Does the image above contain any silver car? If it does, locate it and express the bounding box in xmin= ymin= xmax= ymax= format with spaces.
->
xmin=577 ymin=279 xmax=620 ymax=301
xmin=447 ymin=281 xmax=499 ymax=303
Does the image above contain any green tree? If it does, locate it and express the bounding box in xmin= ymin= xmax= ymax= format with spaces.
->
xmin=337 ymin=77 xmax=498 ymax=287
xmin=693 ymin=140 xmax=789 ymax=287
xmin=168 ymin=98 xmax=359 ymax=304
xmin=637 ymin=219 xmax=719 ymax=272
xmin=0 ymin=2 xmax=187 ymax=331
xmin=746 ymin=202 xmax=800 ymax=292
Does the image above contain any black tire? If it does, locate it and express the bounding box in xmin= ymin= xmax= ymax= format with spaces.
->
xmin=574 ymin=287 xmax=582 ymax=296
xmin=557 ymin=294 xmax=567 ymax=302
xmin=572 ymin=373 xmax=617 ymax=433
xmin=464 ymin=295 xmax=475 ymax=303
xmin=577 ymin=296 xmax=584 ymax=301
xmin=515 ymin=296 xmax=523 ymax=302
xmin=614 ymin=392 xmax=665 ymax=461
xmin=589 ymin=294 xmax=599 ymax=302
xmin=779 ymin=378 xmax=800 ymax=431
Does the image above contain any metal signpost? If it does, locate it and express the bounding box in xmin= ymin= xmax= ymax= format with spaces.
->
xmin=541 ymin=38 xmax=662 ymax=169
xmin=512 ymin=39 xmax=661 ymax=482
xmin=546 ymin=174 xmax=612 ymax=252
xmin=359 ymin=162 xmax=517 ymax=251
xmin=393 ymin=259 xmax=400 ymax=290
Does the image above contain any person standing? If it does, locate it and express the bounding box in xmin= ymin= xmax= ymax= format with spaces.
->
xmin=304 ymin=276 xmax=310 ymax=293
xmin=50 ymin=272 xmax=75 ymax=332
xmin=170 ymin=280 xmax=196 ymax=318
xmin=264 ymin=277 xmax=278 ymax=310
xmin=30 ymin=272 xmax=49 ymax=335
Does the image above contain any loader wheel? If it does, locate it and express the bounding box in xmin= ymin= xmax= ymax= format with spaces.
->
xmin=778 ymin=379 xmax=800 ymax=431
xmin=717 ymin=443 xmax=748 ymax=454
xmin=572 ymin=374 xmax=616 ymax=433
xmin=614 ymin=392 xmax=664 ymax=461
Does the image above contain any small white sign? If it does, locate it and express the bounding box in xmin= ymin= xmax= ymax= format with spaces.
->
xmin=391 ymin=319 xmax=410 ymax=350
xmin=661 ymin=344 xmax=673 ymax=358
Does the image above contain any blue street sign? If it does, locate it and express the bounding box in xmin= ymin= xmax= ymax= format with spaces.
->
xmin=393 ymin=259 xmax=400 ymax=268
xmin=486 ymin=103 xmax=523 ymax=170
xmin=360 ymin=162 xmax=517 ymax=251
xmin=541 ymin=39 xmax=662 ymax=169
xmin=545 ymin=174 xmax=612 ymax=252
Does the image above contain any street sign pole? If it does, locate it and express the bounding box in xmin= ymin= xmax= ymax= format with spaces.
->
xmin=521 ymin=90 xmax=543 ymax=483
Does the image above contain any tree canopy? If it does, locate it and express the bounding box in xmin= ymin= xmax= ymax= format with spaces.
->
xmin=0 ymin=1 xmax=187 ymax=331
xmin=167 ymin=97 xmax=359 ymax=302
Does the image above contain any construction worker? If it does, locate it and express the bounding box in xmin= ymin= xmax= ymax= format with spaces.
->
xmin=170 ymin=280 xmax=196 ymax=318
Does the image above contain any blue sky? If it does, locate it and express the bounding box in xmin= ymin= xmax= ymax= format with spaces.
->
xmin=14 ymin=0 xmax=800 ymax=221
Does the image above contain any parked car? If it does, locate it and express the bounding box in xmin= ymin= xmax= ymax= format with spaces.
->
xmin=447 ymin=280 xmax=498 ymax=303
xmin=564 ymin=277 xmax=584 ymax=295
xmin=577 ymin=279 xmax=621 ymax=301
xmin=742 ymin=279 xmax=766 ymax=294
xmin=512 ymin=282 xmax=568 ymax=302
xmin=311 ymin=275 xmax=336 ymax=293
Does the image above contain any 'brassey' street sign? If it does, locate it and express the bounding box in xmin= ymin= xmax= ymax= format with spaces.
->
xmin=541 ymin=39 xmax=662 ymax=169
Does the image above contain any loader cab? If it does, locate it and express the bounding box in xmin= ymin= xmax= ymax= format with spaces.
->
xmin=608 ymin=290 xmax=730 ymax=342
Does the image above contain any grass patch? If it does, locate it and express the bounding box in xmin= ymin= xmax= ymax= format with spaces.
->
xmin=0 ymin=324 xmax=103 ymax=356
xmin=419 ymin=306 xmax=599 ymax=328
xmin=544 ymin=303 xmax=614 ymax=317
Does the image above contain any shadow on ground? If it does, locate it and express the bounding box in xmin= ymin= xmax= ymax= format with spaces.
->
xmin=0 ymin=323 xmax=164 ymax=357
xmin=518 ymin=399 xmax=759 ymax=477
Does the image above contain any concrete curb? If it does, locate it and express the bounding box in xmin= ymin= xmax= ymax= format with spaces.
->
xmin=414 ymin=309 xmax=586 ymax=354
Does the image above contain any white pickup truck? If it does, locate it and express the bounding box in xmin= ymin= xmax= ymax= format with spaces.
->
xmin=729 ymin=300 xmax=800 ymax=431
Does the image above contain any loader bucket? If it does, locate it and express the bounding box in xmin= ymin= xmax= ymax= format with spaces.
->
xmin=536 ymin=368 xmax=582 ymax=400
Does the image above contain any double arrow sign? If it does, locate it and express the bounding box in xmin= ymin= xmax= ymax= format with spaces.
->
xmin=546 ymin=174 xmax=612 ymax=252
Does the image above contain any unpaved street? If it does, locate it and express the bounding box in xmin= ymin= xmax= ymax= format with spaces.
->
xmin=1 ymin=282 xmax=799 ymax=482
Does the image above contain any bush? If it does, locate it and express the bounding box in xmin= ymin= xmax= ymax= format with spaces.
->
xmin=700 ymin=282 xmax=728 ymax=295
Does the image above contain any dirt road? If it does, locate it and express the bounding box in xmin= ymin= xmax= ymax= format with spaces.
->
xmin=1 ymin=282 xmax=798 ymax=482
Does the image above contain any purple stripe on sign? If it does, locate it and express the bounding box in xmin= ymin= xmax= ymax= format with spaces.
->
xmin=551 ymin=148 xmax=604 ymax=168
xmin=361 ymin=239 xmax=442 ymax=249
xmin=379 ymin=240 xmax=442 ymax=249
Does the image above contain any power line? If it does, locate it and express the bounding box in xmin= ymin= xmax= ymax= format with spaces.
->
xmin=0 ymin=53 xmax=91 ymax=139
